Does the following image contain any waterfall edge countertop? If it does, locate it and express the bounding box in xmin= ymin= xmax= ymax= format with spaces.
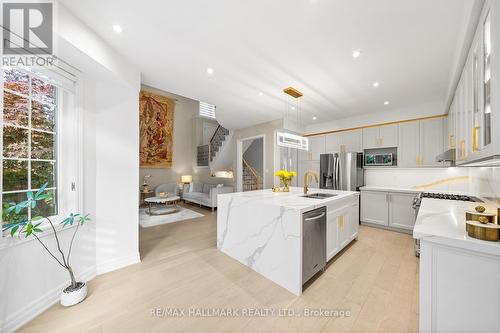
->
xmin=217 ymin=187 xmax=359 ymax=295
xmin=413 ymin=198 xmax=500 ymax=256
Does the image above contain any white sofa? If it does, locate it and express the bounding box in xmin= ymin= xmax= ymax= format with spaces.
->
xmin=183 ymin=183 xmax=233 ymax=212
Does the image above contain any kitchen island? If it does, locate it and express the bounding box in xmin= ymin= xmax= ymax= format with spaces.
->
xmin=217 ymin=187 xmax=359 ymax=295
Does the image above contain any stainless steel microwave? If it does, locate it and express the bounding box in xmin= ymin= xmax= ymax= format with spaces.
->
xmin=364 ymin=153 xmax=394 ymax=166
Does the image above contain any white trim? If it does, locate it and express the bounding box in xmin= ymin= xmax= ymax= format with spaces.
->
xmin=0 ymin=251 xmax=140 ymax=332
xmin=95 ymin=252 xmax=141 ymax=275
xmin=0 ymin=266 xmax=96 ymax=333
xmin=236 ymin=134 xmax=266 ymax=192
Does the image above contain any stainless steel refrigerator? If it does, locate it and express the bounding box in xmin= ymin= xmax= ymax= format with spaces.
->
xmin=320 ymin=153 xmax=364 ymax=191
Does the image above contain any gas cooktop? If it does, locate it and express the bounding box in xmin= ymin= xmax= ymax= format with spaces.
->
xmin=421 ymin=192 xmax=483 ymax=202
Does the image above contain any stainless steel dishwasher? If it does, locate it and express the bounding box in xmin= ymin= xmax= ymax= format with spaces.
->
xmin=302 ymin=206 xmax=327 ymax=284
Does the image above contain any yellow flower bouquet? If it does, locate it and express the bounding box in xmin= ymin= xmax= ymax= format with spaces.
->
xmin=274 ymin=169 xmax=297 ymax=192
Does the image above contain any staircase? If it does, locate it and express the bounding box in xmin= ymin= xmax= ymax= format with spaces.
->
xmin=197 ymin=125 xmax=231 ymax=167
xmin=242 ymin=159 xmax=262 ymax=191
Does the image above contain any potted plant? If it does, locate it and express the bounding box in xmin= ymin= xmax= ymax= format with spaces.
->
xmin=2 ymin=183 xmax=91 ymax=307
xmin=274 ymin=169 xmax=297 ymax=192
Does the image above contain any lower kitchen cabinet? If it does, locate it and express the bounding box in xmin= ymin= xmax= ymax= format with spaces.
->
xmin=361 ymin=189 xmax=417 ymax=232
xmin=388 ymin=192 xmax=417 ymax=230
xmin=326 ymin=196 xmax=359 ymax=261
xmin=360 ymin=190 xmax=389 ymax=225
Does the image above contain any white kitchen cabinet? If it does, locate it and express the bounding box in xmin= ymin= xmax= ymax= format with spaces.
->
xmin=362 ymin=125 xmax=398 ymax=149
xmin=349 ymin=202 xmax=360 ymax=240
xmin=398 ymin=118 xmax=444 ymax=167
xmin=398 ymin=121 xmax=420 ymax=167
xmin=341 ymin=129 xmax=363 ymax=152
xmin=325 ymin=133 xmax=341 ymax=153
xmin=388 ymin=192 xmax=417 ymax=230
xmin=448 ymin=1 xmax=499 ymax=166
xmin=361 ymin=189 xmax=417 ymax=232
xmin=362 ymin=127 xmax=379 ymax=149
xmin=325 ymin=129 xmax=362 ymax=153
xmin=360 ymin=190 xmax=388 ymax=226
xmin=326 ymin=206 xmax=342 ymax=260
xmin=379 ymin=125 xmax=398 ymax=147
xmin=326 ymin=196 xmax=359 ymax=261
xmin=309 ymin=136 xmax=325 ymax=161
xmin=420 ymin=118 xmax=444 ymax=167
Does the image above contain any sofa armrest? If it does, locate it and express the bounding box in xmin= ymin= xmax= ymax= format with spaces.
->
xmin=209 ymin=186 xmax=234 ymax=207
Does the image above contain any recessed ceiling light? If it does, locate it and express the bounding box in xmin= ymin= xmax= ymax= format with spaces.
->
xmin=112 ymin=24 xmax=123 ymax=33
xmin=373 ymin=81 xmax=379 ymax=87
xmin=207 ymin=67 xmax=214 ymax=75
xmin=384 ymin=101 xmax=389 ymax=105
xmin=259 ymin=92 xmax=264 ymax=96
xmin=312 ymin=116 xmax=317 ymax=120
xmin=352 ymin=50 xmax=361 ymax=58
xmin=291 ymin=106 xmax=296 ymax=110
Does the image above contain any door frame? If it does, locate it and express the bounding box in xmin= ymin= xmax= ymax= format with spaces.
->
xmin=236 ymin=134 xmax=265 ymax=192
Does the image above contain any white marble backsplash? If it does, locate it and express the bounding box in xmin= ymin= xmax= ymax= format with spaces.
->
xmin=365 ymin=167 xmax=499 ymax=202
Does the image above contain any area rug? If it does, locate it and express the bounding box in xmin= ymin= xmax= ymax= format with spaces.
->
xmin=139 ymin=207 xmax=204 ymax=227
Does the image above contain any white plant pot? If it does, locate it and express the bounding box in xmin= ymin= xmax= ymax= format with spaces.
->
xmin=60 ymin=282 xmax=87 ymax=307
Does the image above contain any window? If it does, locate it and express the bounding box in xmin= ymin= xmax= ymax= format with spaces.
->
xmin=199 ymin=101 xmax=216 ymax=119
xmin=2 ymin=68 xmax=58 ymax=224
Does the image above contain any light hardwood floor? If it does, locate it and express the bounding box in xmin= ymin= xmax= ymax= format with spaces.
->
xmin=20 ymin=203 xmax=419 ymax=333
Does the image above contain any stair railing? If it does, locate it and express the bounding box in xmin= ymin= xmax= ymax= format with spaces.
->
xmin=242 ymin=158 xmax=262 ymax=190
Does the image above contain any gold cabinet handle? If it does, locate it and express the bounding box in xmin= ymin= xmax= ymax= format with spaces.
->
xmin=339 ymin=215 xmax=344 ymax=230
xmin=472 ymin=127 xmax=479 ymax=152
xmin=416 ymin=155 xmax=420 ymax=165
xmin=449 ymin=135 xmax=455 ymax=149
xmin=340 ymin=144 xmax=346 ymax=153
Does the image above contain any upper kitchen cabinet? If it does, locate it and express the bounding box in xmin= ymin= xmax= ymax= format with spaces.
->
xmin=398 ymin=118 xmax=444 ymax=167
xmin=452 ymin=1 xmax=499 ymax=166
xmin=325 ymin=133 xmax=341 ymax=153
xmin=342 ymin=129 xmax=363 ymax=152
xmin=420 ymin=118 xmax=444 ymax=167
xmin=398 ymin=121 xmax=420 ymax=167
xmin=325 ymin=129 xmax=362 ymax=153
xmin=362 ymin=125 xmax=398 ymax=149
xmin=302 ymin=135 xmax=325 ymax=161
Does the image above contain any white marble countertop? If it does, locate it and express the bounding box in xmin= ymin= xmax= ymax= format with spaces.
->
xmin=413 ymin=198 xmax=500 ymax=256
xmin=218 ymin=187 xmax=359 ymax=213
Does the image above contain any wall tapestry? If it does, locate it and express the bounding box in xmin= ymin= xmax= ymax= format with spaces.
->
xmin=139 ymin=91 xmax=175 ymax=168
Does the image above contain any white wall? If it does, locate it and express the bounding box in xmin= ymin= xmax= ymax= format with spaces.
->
xmin=305 ymin=100 xmax=444 ymax=135
xmin=139 ymin=86 xmax=199 ymax=189
xmin=94 ymin=79 xmax=140 ymax=274
xmin=233 ymin=119 xmax=283 ymax=189
xmin=0 ymin=3 xmax=141 ymax=331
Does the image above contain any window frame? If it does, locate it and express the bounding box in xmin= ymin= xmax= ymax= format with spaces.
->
xmin=1 ymin=66 xmax=83 ymax=245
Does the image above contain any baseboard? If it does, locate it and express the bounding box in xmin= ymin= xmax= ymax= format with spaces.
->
xmin=95 ymin=252 xmax=141 ymax=275
xmin=2 ymin=254 xmax=140 ymax=332
xmin=360 ymin=221 xmax=413 ymax=235
xmin=1 ymin=267 xmax=96 ymax=333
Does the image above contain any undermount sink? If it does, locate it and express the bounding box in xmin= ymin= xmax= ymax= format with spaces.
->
xmin=302 ymin=193 xmax=337 ymax=199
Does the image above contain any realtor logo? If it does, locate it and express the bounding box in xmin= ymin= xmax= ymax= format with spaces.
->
xmin=2 ymin=2 xmax=53 ymax=55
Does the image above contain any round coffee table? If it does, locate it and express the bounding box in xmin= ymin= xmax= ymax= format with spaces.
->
xmin=144 ymin=196 xmax=181 ymax=215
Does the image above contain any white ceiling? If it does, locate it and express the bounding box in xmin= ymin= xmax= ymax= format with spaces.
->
xmin=60 ymin=0 xmax=472 ymax=129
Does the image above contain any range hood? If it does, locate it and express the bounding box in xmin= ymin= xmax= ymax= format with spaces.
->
xmin=436 ymin=149 xmax=456 ymax=166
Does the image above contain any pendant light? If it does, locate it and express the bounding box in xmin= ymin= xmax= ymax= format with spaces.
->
xmin=277 ymin=86 xmax=309 ymax=150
